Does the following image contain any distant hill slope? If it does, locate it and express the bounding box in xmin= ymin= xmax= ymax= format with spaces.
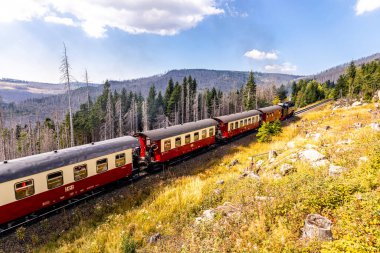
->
xmin=0 ymin=78 xmax=98 ymax=103
xmin=109 ymin=69 xmax=301 ymax=95
xmin=0 ymin=70 xmax=300 ymax=105
xmin=298 ymin=53 xmax=380 ymax=83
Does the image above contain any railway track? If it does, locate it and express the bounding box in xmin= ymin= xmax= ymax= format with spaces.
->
xmin=0 ymin=99 xmax=333 ymax=237
xmin=294 ymin=99 xmax=333 ymax=115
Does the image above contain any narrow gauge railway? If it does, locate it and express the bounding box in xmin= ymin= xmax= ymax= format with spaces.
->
xmin=0 ymin=100 xmax=329 ymax=236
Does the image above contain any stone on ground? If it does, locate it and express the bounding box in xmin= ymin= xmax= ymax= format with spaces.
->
xmin=329 ymin=164 xmax=347 ymax=176
xmin=279 ymin=163 xmax=294 ymax=176
xmin=352 ymin=101 xmax=362 ymax=107
xmin=299 ymin=149 xmax=326 ymax=162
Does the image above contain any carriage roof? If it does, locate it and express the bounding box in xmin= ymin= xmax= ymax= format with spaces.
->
xmin=213 ymin=110 xmax=261 ymax=123
xmin=138 ymin=119 xmax=218 ymax=141
xmin=257 ymin=105 xmax=283 ymax=113
xmin=0 ymin=136 xmax=139 ymax=184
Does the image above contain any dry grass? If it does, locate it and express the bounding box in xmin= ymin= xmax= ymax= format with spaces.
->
xmin=36 ymin=102 xmax=380 ymax=253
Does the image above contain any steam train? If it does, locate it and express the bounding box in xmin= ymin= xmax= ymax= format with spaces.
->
xmin=0 ymin=102 xmax=294 ymax=225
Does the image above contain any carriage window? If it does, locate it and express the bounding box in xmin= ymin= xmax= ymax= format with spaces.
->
xmin=115 ymin=153 xmax=126 ymax=167
xmin=15 ymin=179 xmax=35 ymax=200
xmin=202 ymin=130 xmax=207 ymax=139
xmin=244 ymin=119 xmax=248 ymax=125
xmin=175 ymin=137 xmax=181 ymax=147
xmin=185 ymin=134 xmax=191 ymax=144
xmin=209 ymin=128 xmax=214 ymax=136
xmin=47 ymin=171 xmax=63 ymax=189
xmin=248 ymin=118 xmax=252 ymax=124
xmin=74 ymin=164 xmax=87 ymax=181
xmin=194 ymin=132 xmax=199 ymax=141
xmin=240 ymin=120 xmax=243 ymax=127
xmin=96 ymin=158 xmax=108 ymax=173
xmin=235 ymin=122 xmax=239 ymax=129
xmin=230 ymin=123 xmax=234 ymax=130
xmin=164 ymin=140 xmax=171 ymax=151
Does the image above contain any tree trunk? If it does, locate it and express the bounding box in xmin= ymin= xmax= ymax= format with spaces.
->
xmin=302 ymin=214 xmax=333 ymax=241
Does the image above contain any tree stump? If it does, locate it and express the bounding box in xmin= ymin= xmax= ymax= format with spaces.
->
xmin=268 ymin=150 xmax=277 ymax=160
xmin=302 ymin=214 xmax=333 ymax=241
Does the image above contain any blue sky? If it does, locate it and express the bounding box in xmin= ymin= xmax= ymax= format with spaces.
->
xmin=0 ymin=0 xmax=379 ymax=83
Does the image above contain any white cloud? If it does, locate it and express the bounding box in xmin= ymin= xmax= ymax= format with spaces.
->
xmin=0 ymin=0 xmax=224 ymax=38
xmin=0 ymin=0 xmax=49 ymax=23
xmin=44 ymin=16 xmax=76 ymax=26
xmin=355 ymin=0 xmax=380 ymax=15
xmin=244 ymin=49 xmax=278 ymax=60
xmin=264 ymin=62 xmax=297 ymax=73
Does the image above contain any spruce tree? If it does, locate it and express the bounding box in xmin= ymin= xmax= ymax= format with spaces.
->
xmin=347 ymin=61 xmax=356 ymax=98
xmin=243 ymin=71 xmax=257 ymax=110
xmin=277 ymin=84 xmax=288 ymax=101
xmin=147 ymin=85 xmax=157 ymax=130
xmin=164 ymin=78 xmax=174 ymax=115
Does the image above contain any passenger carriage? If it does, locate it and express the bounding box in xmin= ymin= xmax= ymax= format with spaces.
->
xmin=213 ymin=110 xmax=261 ymax=140
xmin=137 ymin=119 xmax=218 ymax=169
xmin=258 ymin=105 xmax=283 ymax=123
xmin=0 ymin=136 xmax=139 ymax=225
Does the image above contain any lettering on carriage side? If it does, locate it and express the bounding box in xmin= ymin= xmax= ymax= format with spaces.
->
xmin=65 ymin=185 xmax=74 ymax=192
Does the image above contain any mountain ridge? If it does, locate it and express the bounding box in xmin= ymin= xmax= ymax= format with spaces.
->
xmin=298 ymin=53 xmax=380 ymax=83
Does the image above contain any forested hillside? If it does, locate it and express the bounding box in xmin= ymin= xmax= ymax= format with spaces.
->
xmin=291 ymin=59 xmax=380 ymax=107
xmin=0 ymin=69 xmax=299 ymax=125
xmin=298 ymin=53 xmax=380 ymax=84
xmin=0 ymin=72 xmax=285 ymax=161
xmin=109 ymin=69 xmax=300 ymax=95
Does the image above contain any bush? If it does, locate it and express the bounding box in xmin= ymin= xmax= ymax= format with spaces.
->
xmin=121 ymin=235 xmax=136 ymax=253
xmin=257 ymin=120 xmax=282 ymax=142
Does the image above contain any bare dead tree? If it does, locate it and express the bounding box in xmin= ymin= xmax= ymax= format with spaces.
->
xmin=0 ymin=96 xmax=5 ymax=161
xmin=186 ymin=86 xmax=190 ymax=123
xmin=84 ymin=69 xmax=90 ymax=109
xmin=181 ymin=87 xmax=184 ymax=124
xmin=116 ymin=99 xmax=123 ymax=137
xmin=60 ymin=43 xmax=75 ymax=147
xmin=105 ymin=90 xmax=114 ymax=139
xmin=193 ymin=93 xmax=199 ymax=122
xmin=54 ymin=111 xmax=60 ymax=149
xmin=142 ymin=101 xmax=148 ymax=131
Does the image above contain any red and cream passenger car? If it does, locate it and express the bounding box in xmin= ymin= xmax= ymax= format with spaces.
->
xmin=137 ymin=119 xmax=218 ymax=169
xmin=213 ymin=110 xmax=261 ymax=140
xmin=0 ymin=136 xmax=139 ymax=225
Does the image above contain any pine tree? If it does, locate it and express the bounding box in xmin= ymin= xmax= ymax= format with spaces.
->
xmin=146 ymin=85 xmax=157 ymax=130
xmin=164 ymin=78 xmax=174 ymax=115
xmin=243 ymin=71 xmax=257 ymax=110
xmin=277 ymin=84 xmax=288 ymax=101
xmin=291 ymin=81 xmax=297 ymax=101
xmin=167 ymin=82 xmax=181 ymax=121
xmin=347 ymin=61 xmax=357 ymax=99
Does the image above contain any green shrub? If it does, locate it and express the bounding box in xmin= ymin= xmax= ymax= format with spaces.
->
xmin=121 ymin=235 xmax=136 ymax=253
xmin=257 ymin=120 xmax=282 ymax=142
